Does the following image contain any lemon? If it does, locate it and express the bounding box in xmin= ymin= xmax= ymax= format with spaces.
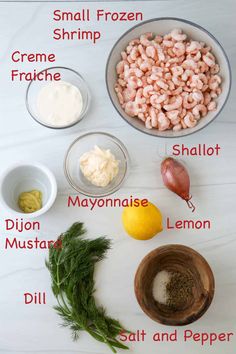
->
xmin=122 ymin=201 xmax=163 ymax=240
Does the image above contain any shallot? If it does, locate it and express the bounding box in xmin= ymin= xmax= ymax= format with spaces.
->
xmin=161 ymin=157 xmax=195 ymax=212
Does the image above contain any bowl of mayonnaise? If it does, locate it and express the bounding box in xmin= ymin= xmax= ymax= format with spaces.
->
xmin=26 ymin=67 xmax=90 ymax=129
xmin=64 ymin=132 xmax=129 ymax=197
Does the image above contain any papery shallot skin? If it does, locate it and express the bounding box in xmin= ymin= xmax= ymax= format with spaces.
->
xmin=161 ymin=157 xmax=195 ymax=211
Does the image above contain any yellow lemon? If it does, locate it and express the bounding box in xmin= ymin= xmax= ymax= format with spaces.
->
xmin=122 ymin=201 xmax=163 ymax=240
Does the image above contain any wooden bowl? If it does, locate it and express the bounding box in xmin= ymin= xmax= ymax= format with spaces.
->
xmin=134 ymin=245 xmax=215 ymax=326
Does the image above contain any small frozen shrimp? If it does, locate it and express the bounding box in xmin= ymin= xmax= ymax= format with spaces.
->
xmin=143 ymin=85 xmax=154 ymax=98
xmin=173 ymin=42 xmax=186 ymax=57
xmin=203 ymin=52 xmax=215 ymax=67
xmin=172 ymin=86 xmax=183 ymax=95
xmin=207 ymin=101 xmax=217 ymax=111
xmin=190 ymin=75 xmax=204 ymax=90
xmin=168 ymin=57 xmax=179 ymax=65
xmin=149 ymin=107 xmax=158 ymax=127
xmin=127 ymin=55 xmax=135 ymax=64
xmin=130 ymin=46 xmax=139 ymax=61
xmin=183 ymin=59 xmax=197 ymax=70
xmin=156 ymin=80 xmax=169 ymax=91
xmin=190 ymin=51 xmax=202 ymax=62
xmin=158 ymin=112 xmax=170 ymax=131
xmin=171 ymin=66 xmax=184 ymax=76
xmin=183 ymin=94 xmax=197 ymax=109
xmin=140 ymin=60 xmax=153 ymax=72
xmin=173 ymin=123 xmax=182 ymax=131
xmin=139 ymin=104 xmax=148 ymax=113
xmin=117 ymin=92 xmax=124 ymax=105
xmin=186 ymin=41 xmax=202 ymax=54
xmin=118 ymin=78 xmax=126 ymax=87
xmin=216 ymin=87 xmax=222 ymax=96
xmin=179 ymin=108 xmax=187 ymax=119
xmin=135 ymin=88 xmax=145 ymax=104
xmin=145 ymin=116 xmax=153 ymax=129
xmin=165 ymin=72 xmax=172 ymax=80
xmin=172 ymin=76 xmax=185 ymax=87
xmin=210 ymin=90 xmax=217 ymax=98
xmin=201 ymin=46 xmax=211 ymax=54
xmin=140 ymin=32 xmax=153 ymax=46
xmin=124 ymin=101 xmax=139 ymax=117
xmin=210 ymin=64 xmax=220 ymax=74
xmin=171 ymin=28 xmax=187 ymax=41
xmin=168 ymin=81 xmax=175 ymax=91
xmin=129 ymin=38 xmax=140 ymax=46
xmin=116 ymin=61 xmax=126 ymax=75
xmin=121 ymin=51 xmax=127 ymax=60
xmin=192 ymin=104 xmax=207 ymax=119
xmin=209 ymin=75 xmax=221 ymax=90
xmin=204 ymin=92 xmax=211 ymax=105
xmin=163 ymin=96 xmax=183 ymax=111
xmin=150 ymin=94 xmax=162 ymax=109
xmin=167 ymin=110 xmax=180 ymax=125
xmin=115 ymin=83 xmax=123 ymax=93
xmin=163 ymin=40 xmax=174 ymax=47
xmin=123 ymin=87 xmax=136 ymax=102
xmin=127 ymin=76 xmax=142 ymax=89
xmin=166 ymin=110 xmax=179 ymax=121
xmin=181 ymin=119 xmax=187 ymax=129
xmin=137 ymin=112 xmax=145 ymax=121
xmin=156 ymin=94 xmax=168 ymax=104
xmin=192 ymin=90 xmax=204 ymax=103
xmin=184 ymin=113 xmax=197 ymax=127
xmin=182 ymin=69 xmax=194 ymax=81
xmin=154 ymin=35 xmax=163 ymax=43
xmin=146 ymin=46 xmax=156 ymax=59
xmin=197 ymin=61 xmax=209 ymax=73
xmin=153 ymin=43 xmax=165 ymax=62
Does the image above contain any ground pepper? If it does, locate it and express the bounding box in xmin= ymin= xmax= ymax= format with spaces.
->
xmin=166 ymin=272 xmax=194 ymax=310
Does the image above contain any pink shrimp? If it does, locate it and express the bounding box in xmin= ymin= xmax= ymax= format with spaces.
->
xmin=208 ymin=75 xmax=222 ymax=90
xmin=207 ymin=101 xmax=217 ymax=111
xmin=192 ymin=104 xmax=207 ymax=119
xmin=203 ymin=52 xmax=215 ymax=67
xmin=124 ymin=101 xmax=139 ymax=117
xmin=157 ymin=112 xmax=170 ymax=131
xmin=183 ymin=94 xmax=197 ymax=109
xmin=163 ymin=96 xmax=183 ymax=111
xmin=184 ymin=113 xmax=197 ymax=127
xmin=173 ymin=42 xmax=186 ymax=57
xmin=140 ymin=32 xmax=153 ymax=47
xmin=171 ymin=28 xmax=187 ymax=41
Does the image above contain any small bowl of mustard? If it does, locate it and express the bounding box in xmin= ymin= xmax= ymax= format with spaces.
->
xmin=0 ymin=162 xmax=57 ymax=218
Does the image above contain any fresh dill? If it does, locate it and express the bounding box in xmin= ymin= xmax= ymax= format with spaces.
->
xmin=46 ymin=222 xmax=129 ymax=353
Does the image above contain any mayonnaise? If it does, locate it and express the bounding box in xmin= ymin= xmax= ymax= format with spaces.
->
xmin=37 ymin=81 xmax=83 ymax=127
xmin=80 ymin=145 xmax=119 ymax=187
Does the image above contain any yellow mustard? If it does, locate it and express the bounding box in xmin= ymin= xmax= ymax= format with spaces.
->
xmin=18 ymin=190 xmax=42 ymax=213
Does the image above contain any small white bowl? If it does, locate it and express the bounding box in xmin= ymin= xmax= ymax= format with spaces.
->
xmin=106 ymin=17 xmax=231 ymax=138
xmin=0 ymin=163 xmax=57 ymax=218
xmin=26 ymin=67 xmax=90 ymax=129
xmin=64 ymin=132 xmax=129 ymax=198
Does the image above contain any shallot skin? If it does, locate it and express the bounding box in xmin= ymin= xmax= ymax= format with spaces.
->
xmin=161 ymin=157 xmax=195 ymax=212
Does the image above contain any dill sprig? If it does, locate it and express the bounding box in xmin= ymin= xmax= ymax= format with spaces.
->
xmin=46 ymin=222 xmax=129 ymax=353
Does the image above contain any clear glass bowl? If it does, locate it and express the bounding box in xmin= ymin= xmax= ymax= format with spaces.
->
xmin=64 ymin=132 xmax=129 ymax=197
xmin=26 ymin=66 xmax=90 ymax=129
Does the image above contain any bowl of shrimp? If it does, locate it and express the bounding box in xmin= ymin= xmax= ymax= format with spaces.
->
xmin=106 ymin=18 xmax=231 ymax=137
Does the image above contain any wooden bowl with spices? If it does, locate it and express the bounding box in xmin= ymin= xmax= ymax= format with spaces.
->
xmin=134 ymin=245 xmax=215 ymax=326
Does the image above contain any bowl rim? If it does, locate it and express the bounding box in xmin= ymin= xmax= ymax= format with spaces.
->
xmin=25 ymin=66 xmax=91 ymax=130
xmin=105 ymin=16 xmax=232 ymax=138
xmin=64 ymin=131 xmax=129 ymax=198
xmin=0 ymin=162 xmax=58 ymax=218
xmin=134 ymin=244 xmax=215 ymax=326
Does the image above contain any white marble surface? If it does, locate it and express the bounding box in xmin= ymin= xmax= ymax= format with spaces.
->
xmin=0 ymin=1 xmax=236 ymax=353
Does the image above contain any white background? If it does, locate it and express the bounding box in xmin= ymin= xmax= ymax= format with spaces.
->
xmin=0 ymin=1 xmax=235 ymax=353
